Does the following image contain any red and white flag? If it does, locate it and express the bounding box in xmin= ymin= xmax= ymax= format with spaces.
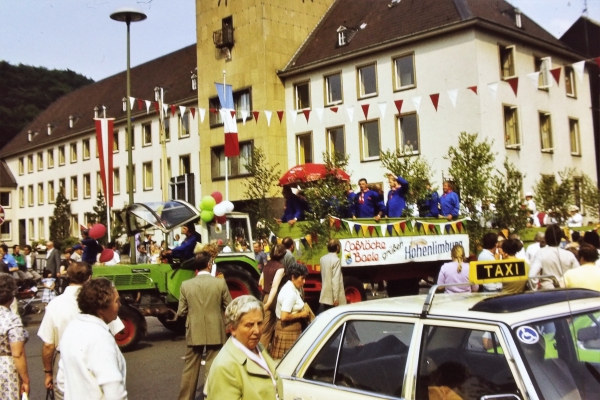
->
xmin=94 ymin=118 xmax=115 ymax=207
xmin=215 ymin=83 xmax=239 ymax=157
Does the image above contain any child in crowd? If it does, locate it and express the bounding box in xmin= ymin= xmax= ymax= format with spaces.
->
xmin=41 ymin=269 xmax=57 ymax=305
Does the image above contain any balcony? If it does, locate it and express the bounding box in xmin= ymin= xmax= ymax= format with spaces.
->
xmin=213 ymin=26 xmax=234 ymax=48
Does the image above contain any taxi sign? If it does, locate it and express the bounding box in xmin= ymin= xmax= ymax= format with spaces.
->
xmin=469 ymin=259 xmax=528 ymax=284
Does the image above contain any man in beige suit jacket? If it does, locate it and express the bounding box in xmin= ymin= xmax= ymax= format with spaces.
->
xmin=174 ymin=250 xmax=232 ymax=400
xmin=319 ymin=239 xmax=346 ymax=312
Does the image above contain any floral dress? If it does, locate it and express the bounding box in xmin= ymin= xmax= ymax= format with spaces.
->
xmin=41 ymin=277 xmax=57 ymax=303
xmin=0 ymin=305 xmax=29 ymax=400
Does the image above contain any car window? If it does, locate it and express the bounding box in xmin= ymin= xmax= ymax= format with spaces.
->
xmin=416 ymin=325 xmax=519 ymax=400
xmin=304 ymin=320 xmax=414 ymax=397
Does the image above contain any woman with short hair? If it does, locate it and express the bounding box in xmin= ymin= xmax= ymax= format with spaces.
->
xmin=206 ymin=295 xmax=282 ymax=400
xmin=0 ymin=274 xmax=30 ymax=400
xmin=437 ymin=245 xmax=479 ymax=293
xmin=270 ymin=263 xmax=310 ymax=359
xmin=59 ymin=278 xmax=127 ymax=399
xmin=259 ymin=243 xmax=287 ymax=348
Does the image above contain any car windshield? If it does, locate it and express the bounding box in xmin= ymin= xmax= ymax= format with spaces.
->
xmin=513 ymin=310 xmax=600 ymax=399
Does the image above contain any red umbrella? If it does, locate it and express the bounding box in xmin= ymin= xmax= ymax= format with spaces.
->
xmin=279 ymin=163 xmax=350 ymax=186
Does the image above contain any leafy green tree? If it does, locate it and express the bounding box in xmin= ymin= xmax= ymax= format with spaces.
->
xmin=380 ymin=150 xmax=434 ymax=216
xmin=49 ymin=191 xmax=72 ymax=250
xmin=491 ymin=158 xmax=527 ymax=232
xmin=533 ymin=169 xmax=574 ymax=224
xmin=581 ymin=175 xmax=600 ymax=220
xmin=243 ymin=147 xmax=281 ymax=239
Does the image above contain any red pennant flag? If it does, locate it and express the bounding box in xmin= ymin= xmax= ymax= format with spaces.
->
xmin=468 ymin=86 xmax=478 ymax=94
xmin=94 ymin=118 xmax=115 ymax=207
xmin=334 ymin=219 xmax=341 ymax=230
xmin=429 ymin=224 xmax=436 ymax=234
xmin=170 ymin=104 xmax=177 ymax=117
xmin=302 ymin=109 xmax=310 ymax=122
xmin=595 ymin=57 xmax=600 ymax=68
xmin=506 ymin=77 xmax=519 ymax=96
xmin=153 ymin=101 xmax=160 ymax=114
xmin=190 ymin=107 xmax=196 ymax=118
xmin=330 ymin=107 xmax=338 ymax=113
xmin=137 ymin=98 xmax=143 ymax=111
xmin=209 ymin=108 xmax=218 ymax=114
xmin=252 ymin=111 xmax=260 ymax=122
xmin=399 ymin=221 xmax=406 ymax=233
xmin=368 ymin=226 xmax=374 ymax=236
xmin=456 ymin=221 xmax=463 ymax=232
xmin=277 ymin=110 xmax=284 ymax=122
xmin=430 ymin=94 xmax=440 ymax=111
xmin=550 ymin=68 xmax=562 ymax=85
xmin=394 ymin=99 xmax=404 ymax=113
xmin=361 ymin=104 xmax=369 ymax=119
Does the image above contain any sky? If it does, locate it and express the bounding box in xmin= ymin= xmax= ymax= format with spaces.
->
xmin=0 ymin=0 xmax=599 ymax=82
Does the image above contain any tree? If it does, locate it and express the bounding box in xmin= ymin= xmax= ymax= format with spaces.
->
xmin=49 ymin=191 xmax=72 ymax=250
xmin=533 ymin=169 xmax=575 ymax=224
xmin=380 ymin=150 xmax=433 ymax=215
xmin=491 ymin=158 xmax=528 ymax=232
xmin=581 ymin=175 xmax=600 ymax=220
xmin=243 ymin=147 xmax=281 ymax=239
xmin=85 ymin=192 xmax=109 ymax=246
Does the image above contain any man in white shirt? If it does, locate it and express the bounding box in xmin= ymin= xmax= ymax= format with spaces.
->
xmin=567 ymin=205 xmax=583 ymax=227
xmin=529 ymin=224 xmax=579 ymax=289
xmin=70 ymin=245 xmax=83 ymax=262
xmin=478 ymin=232 xmax=501 ymax=292
xmin=526 ymin=232 xmax=546 ymax=264
xmin=23 ymin=245 xmax=42 ymax=282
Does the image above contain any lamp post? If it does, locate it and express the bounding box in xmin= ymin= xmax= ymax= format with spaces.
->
xmin=110 ymin=7 xmax=146 ymax=264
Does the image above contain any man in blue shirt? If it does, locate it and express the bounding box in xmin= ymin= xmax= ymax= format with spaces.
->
xmin=440 ymin=181 xmax=460 ymax=220
xmin=278 ymin=186 xmax=305 ymax=226
xmin=385 ymin=174 xmax=409 ymax=217
xmin=0 ymin=244 xmax=19 ymax=277
xmin=165 ymin=222 xmax=201 ymax=261
xmin=353 ymin=178 xmax=384 ymax=220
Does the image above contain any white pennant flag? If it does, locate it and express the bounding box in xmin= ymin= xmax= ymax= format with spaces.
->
xmin=412 ymin=96 xmax=422 ymax=112
xmin=346 ymin=106 xmax=354 ymax=123
xmin=129 ymin=97 xmax=136 ymax=111
xmin=381 ymin=224 xmax=387 ymax=237
xmin=288 ymin=109 xmax=297 ymax=124
xmin=572 ymin=60 xmax=585 ymax=82
xmin=487 ymin=82 xmax=498 ymax=100
xmin=447 ymin=89 xmax=458 ymax=108
xmin=162 ymin=104 xmax=169 ymax=116
xmin=264 ymin=110 xmax=272 ymax=127
xmin=145 ymin=100 xmax=151 ymax=114
xmin=199 ymin=108 xmax=206 ymax=123
xmin=179 ymin=105 xmax=186 ymax=117
xmin=347 ymin=221 xmax=355 ymax=233
xmin=527 ymin=72 xmax=540 ymax=87
xmin=241 ymin=110 xmax=248 ymax=125
xmin=315 ymin=108 xmax=324 ymax=122
xmin=378 ymin=101 xmax=387 ymax=119
xmin=219 ymin=109 xmax=228 ymax=124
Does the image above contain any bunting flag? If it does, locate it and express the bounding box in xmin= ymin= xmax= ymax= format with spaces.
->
xmin=94 ymin=118 xmax=115 ymax=207
xmin=468 ymin=86 xmax=478 ymax=94
xmin=378 ymin=101 xmax=387 ymax=119
xmin=199 ymin=108 xmax=205 ymax=122
xmin=550 ymin=68 xmax=561 ymax=85
xmin=300 ymin=238 xmax=308 ymax=249
xmin=412 ymin=96 xmax=422 ymax=112
xmin=305 ymin=234 xmax=313 ymax=248
xmin=399 ymin=221 xmax=406 ymax=234
xmin=487 ymin=82 xmax=498 ymax=99
xmin=527 ymin=72 xmax=540 ymax=88
xmin=394 ymin=99 xmax=404 ymax=113
xmin=361 ymin=104 xmax=370 ymax=119
xmin=153 ymin=101 xmax=160 ymax=114
xmin=302 ymin=109 xmax=310 ymax=122
xmin=393 ymin=222 xmax=401 ymax=235
xmin=330 ymin=107 xmax=339 ymax=113
xmin=265 ymin=110 xmax=272 ymax=127
xmin=354 ymin=223 xmax=361 ymax=235
xmin=215 ymin=83 xmax=239 ymax=157
xmin=361 ymin=225 xmax=369 ymax=236
xmin=190 ymin=107 xmax=196 ymax=119
xmin=447 ymin=89 xmax=458 ymax=108
xmin=334 ymin=219 xmax=341 ymax=230
xmin=252 ymin=110 xmax=260 ymax=122
xmin=241 ymin=111 xmax=248 ymax=125
xmin=137 ymin=98 xmax=144 ymax=111
xmin=377 ymin=225 xmax=385 ymax=237
xmin=277 ymin=110 xmax=284 ymax=123
xmin=288 ymin=109 xmax=297 ymax=124
xmin=445 ymin=224 xmax=452 ymax=234
xmin=430 ymin=94 xmax=440 ymax=111
xmin=415 ymin=222 xmax=423 ymax=234
xmin=179 ymin=105 xmax=186 ymax=117
xmin=346 ymin=221 xmax=355 ymax=234
xmin=170 ymin=104 xmax=177 ymax=117
xmin=315 ymin=108 xmax=324 ymax=122
xmin=572 ymin=60 xmax=585 ymax=82
xmin=456 ymin=221 xmax=463 ymax=232
xmin=145 ymin=100 xmax=151 ymax=114
xmin=506 ymin=77 xmax=519 ymax=96
xmin=367 ymin=225 xmax=375 ymax=236
xmin=346 ymin=106 xmax=354 ymax=122
xmin=387 ymin=224 xmax=394 ymax=236
xmin=163 ymin=104 xmax=168 ymax=116
xmin=329 ymin=217 xmax=335 ymax=228
xmin=129 ymin=97 xmax=136 ymax=111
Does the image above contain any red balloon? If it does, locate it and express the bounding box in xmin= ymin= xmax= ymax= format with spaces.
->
xmin=211 ymin=191 xmax=223 ymax=204
xmin=215 ymin=215 xmax=227 ymax=224
xmin=89 ymin=224 xmax=107 ymax=239
xmin=99 ymin=249 xmax=114 ymax=263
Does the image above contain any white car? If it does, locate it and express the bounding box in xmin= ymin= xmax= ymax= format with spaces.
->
xmin=277 ymin=288 xmax=600 ymax=400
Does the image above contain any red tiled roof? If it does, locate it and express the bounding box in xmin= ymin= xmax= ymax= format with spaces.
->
xmin=1 ymin=44 xmax=197 ymax=158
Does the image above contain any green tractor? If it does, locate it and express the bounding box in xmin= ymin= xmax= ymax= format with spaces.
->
xmin=93 ymin=200 xmax=261 ymax=351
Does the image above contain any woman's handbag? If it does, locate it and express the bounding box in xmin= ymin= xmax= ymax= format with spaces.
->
xmin=45 ymin=388 xmax=55 ymax=400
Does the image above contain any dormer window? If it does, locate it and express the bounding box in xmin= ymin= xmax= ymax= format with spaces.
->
xmin=337 ymin=26 xmax=348 ymax=47
xmin=515 ymin=8 xmax=522 ymax=28
xmin=191 ymin=69 xmax=198 ymax=91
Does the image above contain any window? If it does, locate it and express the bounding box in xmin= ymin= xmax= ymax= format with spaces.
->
xmin=28 ymin=219 xmax=35 ymax=240
xmin=357 ymin=63 xmax=377 ymax=98
xmin=59 ymin=146 xmax=65 ymax=165
xmin=394 ymin=53 xmax=416 ymax=90
xmin=126 ymin=127 xmax=135 ymax=149
xmin=19 ymin=187 xmax=24 ymax=208
xmin=70 ymin=214 xmax=79 ymax=237
xmin=565 ymin=66 xmax=576 ymax=97
xmin=499 ymin=44 xmax=515 ymax=79
xmin=179 ymin=112 xmax=190 ymax=138
xmin=164 ymin=116 xmax=171 ymax=141
xmin=360 ymin=120 xmax=381 ymax=160
xmin=294 ymin=82 xmax=310 ymax=110
xmin=327 ymin=126 xmax=345 ymax=158
xmin=59 ymin=179 xmax=65 ymax=195
xmin=397 ymin=113 xmax=419 ymax=155
xmin=0 ymin=192 xmax=10 ymax=208
xmin=569 ymin=118 xmax=581 ymax=155
xmin=113 ymin=168 xmax=120 ymax=194
xmin=325 ymin=73 xmax=343 ymax=105
xmin=296 ymin=133 xmax=313 ymax=164
xmin=18 ymin=157 xmax=24 ymax=175
xmin=83 ymin=139 xmax=91 ymax=160
xmin=48 ymin=181 xmax=55 ymax=203
xmin=503 ymin=105 xmax=520 ymax=148
xmin=126 ymin=167 xmax=136 ymax=194
xmin=210 ymin=141 xmax=253 ymax=179
xmin=37 ymin=152 xmax=43 ymax=171
xmin=47 ymin=149 xmax=54 ymax=168
xmin=83 ymin=174 xmax=91 ymax=198
xmin=27 ymin=155 xmax=33 ymax=173
xmin=0 ymin=218 xmax=15 ymax=243
xmin=143 ymin=123 xmax=152 ymax=145
xmin=28 ymin=185 xmax=34 ymax=207
xmin=209 ymin=88 xmax=253 ymax=126
xmin=534 ymin=56 xmax=551 ymax=89
xmin=209 ymin=97 xmax=223 ymax=126
xmin=38 ymin=218 xmax=45 ymax=240
xmin=70 ymin=142 xmax=77 ymax=163
xmin=37 ymin=183 xmax=44 ymax=205
xmin=0 ymin=221 xmax=11 ymax=240
xmin=180 ymin=155 xmax=191 ymax=175
xmin=113 ymin=131 xmax=120 ymax=153
xmin=304 ymin=320 xmax=414 ymax=397
xmin=96 ymin=172 xmax=102 ymax=195
xmin=539 ymin=112 xmax=553 ymax=152
xmin=143 ymin=162 xmax=153 ymax=190
xmin=71 ymin=176 xmax=78 ymax=200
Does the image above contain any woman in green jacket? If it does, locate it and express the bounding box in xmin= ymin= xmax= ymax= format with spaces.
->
xmin=206 ymin=295 xmax=283 ymax=400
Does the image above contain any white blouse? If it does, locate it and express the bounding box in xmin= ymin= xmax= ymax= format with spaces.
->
xmin=275 ymin=280 xmax=304 ymax=319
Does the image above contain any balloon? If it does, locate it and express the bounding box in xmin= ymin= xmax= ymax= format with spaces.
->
xmin=89 ymin=224 xmax=107 ymax=239
xmin=211 ymin=191 xmax=223 ymax=204
xmin=99 ymin=249 xmax=114 ymax=263
xmin=215 ymin=215 xmax=227 ymax=224
xmin=223 ymin=201 xmax=234 ymax=213
xmin=200 ymin=196 xmax=216 ymax=211
xmin=201 ymin=210 xmax=215 ymax=223
xmin=213 ymin=203 xmax=227 ymax=217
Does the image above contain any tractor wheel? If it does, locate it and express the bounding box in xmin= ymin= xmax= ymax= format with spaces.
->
xmin=386 ymin=278 xmax=421 ymax=297
xmin=218 ymin=263 xmax=261 ymax=299
xmin=344 ymin=276 xmax=367 ymax=303
xmin=114 ymin=306 xmax=146 ymax=352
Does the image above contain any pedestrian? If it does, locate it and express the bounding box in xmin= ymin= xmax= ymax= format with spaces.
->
xmin=41 ymin=269 xmax=57 ymax=305
xmin=439 ymin=181 xmax=460 ymax=221
xmin=385 ymin=173 xmax=409 ymax=217
xmin=103 ymin=242 xmax=121 ymax=266
xmin=81 ymin=229 xmax=102 ymax=265
xmin=499 ymin=239 xmax=529 ymax=294
xmin=0 ymin=244 xmax=19 ymax=280
xmin=281 ymin=237 xmax=296 ymax=274
xmin=70 ymin=245 xmax=83 ymax=262
xmin=45 ymin=241 xmax=62 ymax=277
xmin=205 ymin=295 xmax=282 ymax=400
xmin=353 ymin=178 xmax=384 ymax=220
xmin=564 ymin=243 xmax=600 ymax=291
xmin=524 ymin=192 xmax=537 ymax=215
xmin=59 ymin=278 xmax=127 ymax=399
xmin=12 ymin=245 xmax=28 ymax=279
xmin=170 ymin=245 xmax=232 ymax=400
xmin=526 ymin=232 xmax=546 ymax=264
xmin=276 ymin=186 xmax=305 ymax=226
xmin=319 ymin=239 xmax=346 ymax=312
xmin=529 ymin=224 xmax=579 ymax=289
xmin=253 ymin=241 xmax=268 ymax=271
xmin=437 ymin=245 xmax=479 ymax=293
xmin=478 ymin=232 xmax=501 ymax=292
xmin=259 ymin=244 xmax=287 ymax=349
xmin=0 ymin=274 xmax=30 ymax=400
xmin=22 ymin=245 xmax=42 ymax=283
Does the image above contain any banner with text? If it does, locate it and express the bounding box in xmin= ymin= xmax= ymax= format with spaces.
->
xmin=340 ymin=234 xmax=469 ymax=267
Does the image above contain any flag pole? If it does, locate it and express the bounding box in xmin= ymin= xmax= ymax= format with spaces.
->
xmin=106 ymin=204 xmax=111 ymax=243
xmin=223 ymin=69 xmax=229 ymax=203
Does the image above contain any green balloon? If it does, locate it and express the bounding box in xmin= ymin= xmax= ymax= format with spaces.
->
xmin=201 ymin=210 xmax=214 ymax=223
xmin=200 ymin=195 xmax=216 ymax=211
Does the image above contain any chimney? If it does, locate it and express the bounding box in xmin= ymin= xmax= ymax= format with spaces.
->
xmin=122 ymin=97 xmax=127 ymax=112
xmin=47 ymin=123 xmax=52 ymax=135
xmin=103 ymin=105 xmax=107 ymax=118
xmin=28 ymin=130 xmax=32 ymax=142
xmin=515 ymin=8 xmax=522 ymax=28
xmin=69 ymin=115 xmax=74 ymax=128
xmin=94 ymin=106 xmax=99 ymax=118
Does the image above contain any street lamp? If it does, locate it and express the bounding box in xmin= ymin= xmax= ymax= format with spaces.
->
xmin=110 ymin=7 xmax=146 ymax=264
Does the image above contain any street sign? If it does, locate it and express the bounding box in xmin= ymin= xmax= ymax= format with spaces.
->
xmin=0 ymin=205 xmax=4 ymax=225
xmin=469 ymin=259 xmax=528 ymax=284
